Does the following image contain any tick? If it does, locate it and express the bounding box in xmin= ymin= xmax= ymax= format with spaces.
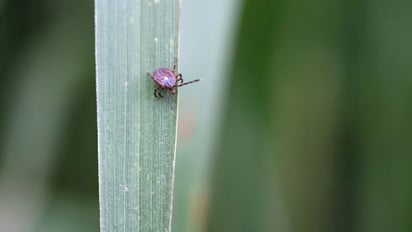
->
xmin=148 ymin=63 xmax=200 ymax=98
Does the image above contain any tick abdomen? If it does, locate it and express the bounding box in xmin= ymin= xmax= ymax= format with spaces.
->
xmin=153 ymin=68 xmax=176 ymax=89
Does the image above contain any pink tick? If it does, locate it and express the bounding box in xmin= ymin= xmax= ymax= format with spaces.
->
xmin=148 ymin=63 xmax=200 ymax=98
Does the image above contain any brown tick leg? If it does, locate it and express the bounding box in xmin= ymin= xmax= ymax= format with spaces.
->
xmin=154 ymin=87 xmax=164 ymax=98
xmin=172 ymin=57 xmax=178 ymax=73
xmin=176 ymin=73 xmax=183 ymax=85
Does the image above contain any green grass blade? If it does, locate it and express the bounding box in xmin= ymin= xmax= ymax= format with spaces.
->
xmin=95 ymin=0 xmax=180 ymax=231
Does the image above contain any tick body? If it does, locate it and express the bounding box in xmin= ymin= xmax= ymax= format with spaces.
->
xmin=149 ymin=63 xmax=200 ymax=97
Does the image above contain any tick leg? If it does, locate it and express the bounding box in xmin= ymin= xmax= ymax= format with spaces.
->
xmin=154 ymin=87 xmax=164 ymax=98
xmin=177 ymin=78 xmax=201 ymax=87
xmin=147 ymin=72 xmax=154 ymax=81
xmin=176 ymin=73 xmax=183 ymax=85
xmin=172 ymin=57 xmax=178 ymax=73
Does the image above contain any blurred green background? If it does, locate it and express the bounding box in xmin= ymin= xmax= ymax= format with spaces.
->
xmin=1 ymin=0 xmax=412 ymax=232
